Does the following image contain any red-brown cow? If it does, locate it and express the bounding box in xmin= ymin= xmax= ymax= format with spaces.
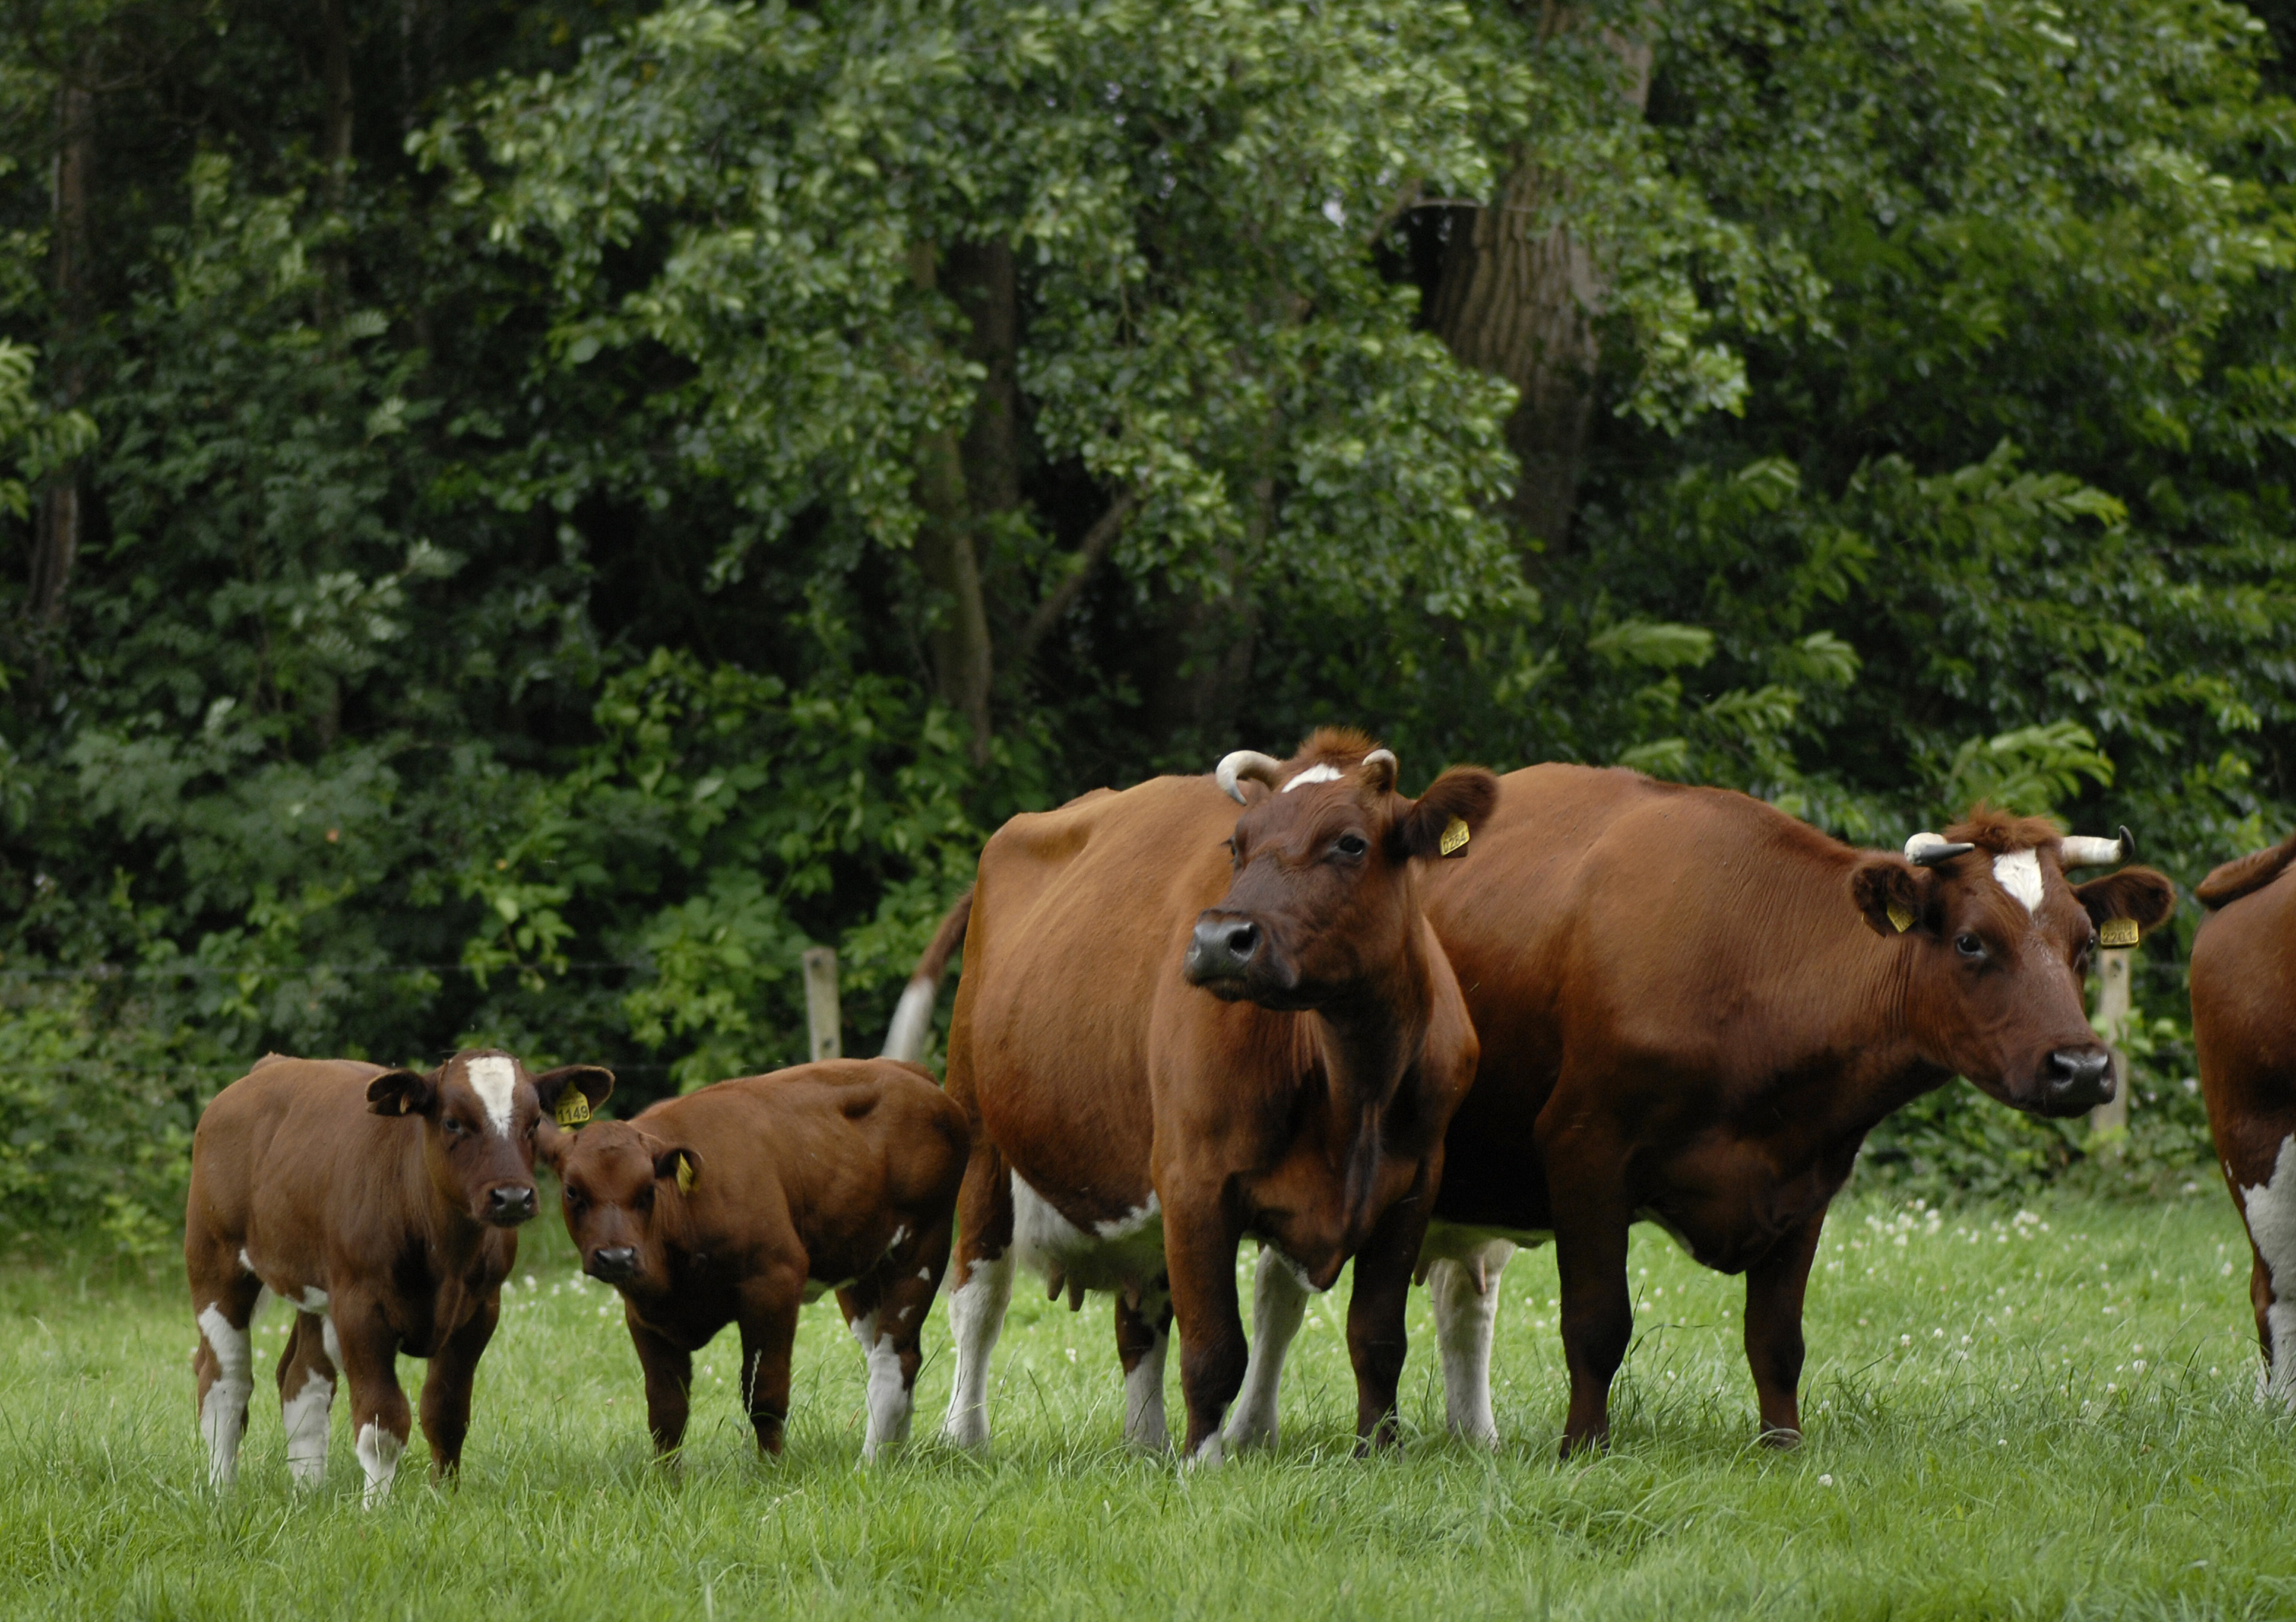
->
xmin=1248 ymin=763 xmax=2173 ymax=1455
xmin=2191 ymin=830 xmax=2296 ymax=1403
xmin=185 ymin=1049 xmax=613 ymax=1499
xmin=930 ymin=729 xmax=1496 ymax=1459
xmin=544 ymin=1060 xmax=969 ymax=1461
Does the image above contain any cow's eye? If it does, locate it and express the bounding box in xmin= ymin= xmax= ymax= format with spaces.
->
xmin=564 ymin=1189 xmax=586 ymax=1213
xmin=442 ymin=1116 xmax=468 ymax=1139
xmin=1954 ymin=932 xmax=1985 ymax=960
xmin=1334 ymin=833 xmax=1368 ymax=859
xmin=634 ymin=1187 xmax=655 ymax=1213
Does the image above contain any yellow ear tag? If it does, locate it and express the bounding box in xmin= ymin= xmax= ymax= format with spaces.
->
xmin=1886 ymin=902 xmax=1915 ymax=934
xmin=675 ymin=1154 xmax=697 ymax=1195
xmin=1439 ymin=817 xmax=1471 ymax=857
xmin=554 ymin=1089 xmax=592 ymax=1128
xmin=2099 ymin=917 xmax=2140 ymax=949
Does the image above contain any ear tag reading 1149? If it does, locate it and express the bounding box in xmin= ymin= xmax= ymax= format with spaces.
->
xmin=554 ymin=1089 xmax=592 ymax=1128
xmin=1886 ymin=902 xmax=1915 ymax=934
xmin=676 ymin=1154 xmax=698 ymax=1195
xmin=2099 ymin=917 xmax=2140 ymax=948
xmin=1439 ymin=817 xmax=1471 ymax=857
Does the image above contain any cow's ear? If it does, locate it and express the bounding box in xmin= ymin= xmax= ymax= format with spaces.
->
xmin=366 ymin=1067 xmax=437 ymax=1118
xmin=1850 ymin=856 xmax=1931 ymax=939
xmin=532 ymin=1064 xmax=615 ymax=1128
xmin=1393 ymin=766 xmax=1501 ymax=861
xmin=2072 ymin=867 xmax=2176 ymax=943
xmin=533 ymin=1117 xmax=572 ymax=1173
xmin=653 ymin=1145 xmax=703 ymax=1194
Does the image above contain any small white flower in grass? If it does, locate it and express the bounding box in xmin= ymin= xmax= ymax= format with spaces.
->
xmin=2133 ymin=1360 xmax=2147 ymax=1373
xmin=1900 ymin=1335 xmax=1912 ymax=1348
xmin=1932 ymin=1328 xmax=1945 ymax=1339
xmin=1817 ymin=1474 xmax=1834 ymax=1487
xmin=523 ymin=1274 xmax=537 ymax=1290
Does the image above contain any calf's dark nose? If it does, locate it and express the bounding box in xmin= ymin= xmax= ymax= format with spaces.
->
xmin=1185 ymin=916 xmax=1261 ymax=983
xmin=485 ymin=1184 xmax=538 ymax=1226
xmin=2044 ymin=1047 xmax=2114 ymax=1108
xmin=590 ymin=1246 xmax=639 ymax=1282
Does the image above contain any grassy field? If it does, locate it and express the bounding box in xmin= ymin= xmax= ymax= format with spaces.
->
xmin=4 ymin=1185 xmax=2292 ymax=1620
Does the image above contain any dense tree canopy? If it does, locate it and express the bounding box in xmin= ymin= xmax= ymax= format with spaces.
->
xmin=4 ymin=0 xmax=2292 ymax=1242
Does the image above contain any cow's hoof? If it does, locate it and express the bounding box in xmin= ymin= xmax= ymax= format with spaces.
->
xmin=1186 ymin=1432 xmax=1227 ymax=1469
xmin=1758 ymin=1425 xmax=1803 ymax=1450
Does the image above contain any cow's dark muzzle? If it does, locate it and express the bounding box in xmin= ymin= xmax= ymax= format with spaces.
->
xmin=2038 ymin=1047 xmax=2114 ymax=1114
xmin=588 ymin=1246 xmax=640 ymax=1284
xmin=483 ymin=1184 xmax=538 ymax=1226
xmin=1185 ymin=912 xmax=1304 ymax=1004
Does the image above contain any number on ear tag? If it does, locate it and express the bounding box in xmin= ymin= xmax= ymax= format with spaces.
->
xmin=1886 ymin=902 xmax=1915 ymax=934
xmin=2099 ymin=917 xmax=2140 ymax=949
xmin=676 ymin=1154 xmax=697 ymax=1195
xmin=554 ymin=1088 xmax=592 ymax=1128
xmin=1439 ymin=818 xmax=1471 ymax=857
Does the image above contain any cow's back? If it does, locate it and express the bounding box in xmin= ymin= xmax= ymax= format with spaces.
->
xmin=189 ymin=1058 xmax=400 ymax=1266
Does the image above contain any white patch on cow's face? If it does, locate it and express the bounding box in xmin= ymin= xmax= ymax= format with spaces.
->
xmin=851 ymin=1311 xmax=912 ymax=1462
xmin=940 ymin=1250 xmax=1014 ymax=1451
xmin=1282 ymin=764 xmax=1343 ymax=792
xmin=466 ymin=1055 xmax=518 ymax=1137
xmin=1223 ymin=1246 xmax=1309 ymax=1453
xmin=196 ymin=1304 xmax=254 ymax=1488
xmin=355 ymin=1420 xmax=404 ymax=1506
xmin=281 ymin=1363 xmax=334 ymax=1488
xmin=2242 ymin=1134 xmax=2296 ymax=1407
xmin=1992 ymin=848 xmax=2045 ymax=914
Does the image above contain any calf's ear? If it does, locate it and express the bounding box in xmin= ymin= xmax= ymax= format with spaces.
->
xmin=533 ymin=1064 xmax=615 ymax=1127
xmin=653 ymin=1145 xmax=703 ymax=1194
xmin=366 ymin=1066 xmax=437 ymax=1117
xmin=1850 ymin=855 xmax=1930 ymax=939
xmin=2072 ymin=867 xmax=2177 ymax=942
xmin=1393 ymin=766 xmax=1501 ymax=861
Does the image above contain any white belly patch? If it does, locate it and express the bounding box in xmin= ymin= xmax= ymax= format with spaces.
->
xmin=1010 ymin=1173 xmax=1166 ymax=1299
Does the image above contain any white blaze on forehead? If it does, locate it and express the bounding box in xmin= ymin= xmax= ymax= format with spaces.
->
xmin=2242 ymin=1134 xmax=2296 ymax=1408
xmin=466 ymin=1055 xmax=518 ymax=1137
xmin=1992 ymin=848 xmax=2045 ymax=914
xmin=1282 ymin=764 xmax=1343 ymax=792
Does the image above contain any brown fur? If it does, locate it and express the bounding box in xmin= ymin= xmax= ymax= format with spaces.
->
xmin=544 ymin=1060 xmax=967 ymax=1460
xmin=2196 ymin=829 xmax=2296 ymax=909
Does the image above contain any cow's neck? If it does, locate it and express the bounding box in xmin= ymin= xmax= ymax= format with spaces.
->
xmin=1299 ymin=953 xmax=1432 ymax=1224
xmin=1791 ymin=920 xmax=1958 ymax=1138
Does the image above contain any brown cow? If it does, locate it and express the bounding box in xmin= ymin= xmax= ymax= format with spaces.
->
xmin=1245 ymin=761 xmax=2174 ymax=1455
xmin=932 ymin=729 xmax=1497 ymax=1460
xmin=2191 ymin=830 xmax=2296 ymax=1403
xmin=184 ymin=1049 xmax=613 ymax=1499
xmin=543 ymin=1060 xmax=969 ymax=1461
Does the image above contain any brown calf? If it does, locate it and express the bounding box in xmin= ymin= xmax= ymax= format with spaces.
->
xmin=184 ymin=1049 xmax=613 ymax=1499
xmin=2191 ymin=830 xmax=2296 ymax=1402
xmin=544 ymin=1060 xmax=968 ymax=1461
xmin=934 ymin=729 xmax=1496 ymax=1459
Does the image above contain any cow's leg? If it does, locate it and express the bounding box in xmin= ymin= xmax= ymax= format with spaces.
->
xmin=1428 ymin=1239 xmax=1518 ymax=1447
xmin=1222 ymin=1247 xmax=1309 ymax=1453
xmin=333 ymin=1296 xmax=411 ymax=1506
xmin=627 ymin=1314 xmax=695 ymax=1458
xmin=189 ymin=1261 xmax=263 ymax=1488
xmin=275 ymin=1310 xmax=340 ymax=1488
xmin=1344 ymin=1177 xmax=1439 ymax=1454
xmin=417 ymin=1291 xmax=500 ymax=1484
xmin=839 ymin=1218 xmax=945 ymax=1463
xmin=1165 ymin=1197 xmax=1249 ymax=1463
xmin=735 ymin=1282 xmax=802 ymax=1456
xmin=941 ymin=1141 xmax=1016 ymax=1450
xmin=1115 ymin=1281 xmax=1173 ymax=1450
xmin=2234 ymin=1132 xmax=2296 ymax=1406
xmin=1743 ymin=1210 xmax=1828 ymax=1445
xmin=1547 ymin=1165 xmax=1634 ymax=1457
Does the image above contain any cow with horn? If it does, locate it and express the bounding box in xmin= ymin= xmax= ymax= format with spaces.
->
xmin=921 ymin=728 xmax=1495 ymax=1459
xmin=1229 ymin=766 xmax=2174 ymax=1455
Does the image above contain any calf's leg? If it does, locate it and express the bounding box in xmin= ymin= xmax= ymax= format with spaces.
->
xmin=1222 ymin=1247 xmax=1308 ymax=1453
xmin=841 ymin=1208 xmax=951 ymax=1462
xmin=333 ymin=1294 xmax=412 ymax=1506
xmin=276 ymin=1310 xmax=340 ymax=1488
xmin=941 ymin=1140 xmax=1015 ymax=1450
xmin=627 ymin=1315 xmax=695 ymax=1457
xmin=1427 ymin=1239 xmax=1517 ymax=1447
xmin=418 ymin=1292 xmax=500 ymax=1483
xmin=187 ymin=1259 xmax=263 ymax=1488
xmin=1743 ymin=1211 xmax=1828 ymax=1444
xmin=735 ymin=1282 xmax=802 ymax=1456
xmin=1114 ymin=1281 xmax=1173 ymax=1450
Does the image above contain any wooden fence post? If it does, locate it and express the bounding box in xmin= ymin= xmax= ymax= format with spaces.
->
xmin=2089 ymin=946 xmax=2132 ymax=1138
xmin=802 ymin=946 xmax=841 ymax=1062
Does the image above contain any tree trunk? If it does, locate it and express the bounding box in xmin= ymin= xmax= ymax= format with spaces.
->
xmin=907 ymin=244 xmax=996 ymax=764
xmin=948 ymin=240 xmax=1020 ymax=519
xmin=1429 ymin=16 xmax=1653 ymax=550
xmin=29 ymin=71 xmax=92 ymax=627
xmin=321 ymin=0 xmax=353 ymax=199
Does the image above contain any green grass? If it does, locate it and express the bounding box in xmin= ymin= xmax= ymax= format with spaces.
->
xmin=4 ymin=1186 xmax=2293 ymax=1620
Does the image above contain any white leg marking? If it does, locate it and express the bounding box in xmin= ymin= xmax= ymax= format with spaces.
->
xmin=196 ymin=1304 xmax=254 ymax=1488
xmin=1992 ymin=849 xmax=2043 ymax=914
xmin=295 ymin=1287 xmax=329 ymax=1313
xmin=355 ymin=1421 xmax=404 ymax=1506
xmin=851 ymin=1312 xmax=911 ymax=1462
xmin=321 ymin=1314 xmax=343 ymax=1369
xmin=1428 ymin=1241 xmax=1517 ymax=1446
xmin=467 ymin=1054 xmax=518 ymax=1137
xmin=1123 ymin=1300 xmax=1172 ymax=1451
xmin=281 ymin=1364 xmax=335 ymax=1488
xmin=237 ymin=1248 xmax=255 ymax=1275
xmin=2241 ymin=1134 xmax=2296 ymax=1407
xmin=941 ymin=1250 xmax=1014 ymax=1450
xmin=1224 ymin=1247 xmax=1311 ymax=1453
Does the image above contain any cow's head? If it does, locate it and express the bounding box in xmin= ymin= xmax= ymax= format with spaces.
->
xmin=366 ymin=1050 xmax=614 ymax=1227
xmin=1849 ymin=809 xmax=2176 ymax=1116
xmin=1185 ymin=729 xmax=1498 ymax=1010
xmin=539 ymin=1120 xmax=701 ymax=1293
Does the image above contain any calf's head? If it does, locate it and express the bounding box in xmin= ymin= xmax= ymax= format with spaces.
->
xmin=365 ymin=1050 xmax=614 ymax=1227
xmin=1849 ymin=810 xmax=2175 ymax=1115
xmin=1186 ymin=729 xmax=1498 ymax=1011
xmin=540 ymin=1120 xmax=701 ymax=1291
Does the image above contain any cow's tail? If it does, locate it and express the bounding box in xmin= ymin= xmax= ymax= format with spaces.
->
xmin=881 ymin=887 xmax=974 ymax=1064
xmin=2196 ymin=831 xmax=2296 ymax=910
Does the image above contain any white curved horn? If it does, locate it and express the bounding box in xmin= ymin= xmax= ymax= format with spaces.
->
xmin=1216 ymin=750 xmax=1286 ymax=806
xmin=2060 ymin=825 xmax=2135 ymax=868
xmin=1360 ymin=748 xmax=1397 ymax=782
xmin=1904 ymin=832 xmax=1976 ymax=867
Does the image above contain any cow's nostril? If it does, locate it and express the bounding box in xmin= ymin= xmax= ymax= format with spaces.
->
xmin=1225 ymin=924 xmax=1259 ymax=958
xmin=486 ymin=1186 xmax=537 ymax=1224
xmin=590 ymin=1246 xmax=638 ymax=1281
xmin=2049 ymin=1048 xmax=2111 ymax=1085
